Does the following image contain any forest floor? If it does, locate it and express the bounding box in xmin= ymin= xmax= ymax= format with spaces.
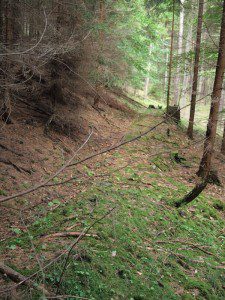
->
xmin=0 ymin=92 xmax=224 ymax=299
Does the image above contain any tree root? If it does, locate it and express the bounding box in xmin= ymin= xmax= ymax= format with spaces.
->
xmin=175 ymin=180 xmax=207 ymax=208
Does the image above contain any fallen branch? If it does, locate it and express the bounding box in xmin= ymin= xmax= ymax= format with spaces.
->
xmin=42 ymin=232 xmax=98 ymax=239
xmin=0 ymin=207 xmax=116 ymax=296
xmin=112 ymin=89 xmax=146 ymax=108
xmin=0 ymin=129 xmax=93 ymax=203
xmin=0 ymin=143 xmax=23 ymax=157
xmin=0 ymin=157 xmax=31 ymax=174
xmin=0 ymin=261 xmax=51 ymax=296
xmin=156 ymin=239 xmax=216 ymax=257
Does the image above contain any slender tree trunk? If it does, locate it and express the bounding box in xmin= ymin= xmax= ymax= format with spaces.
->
xmin=174 ymin=0 xmax=185 ymax=105
xmin=0 ymin=0 xmax=3 ymax=42
xmin=166 ymin=0 xmax=175 ymax=113
xmin=11 ymin=0 xmax=21 ymax=44
xmin=221 ymin=122 xmax=225 ymax=155
xmin=180 ymin=18 xmax=193 ymax=108
xmin=144 ymin=44 xmax=152 ymax=98
xmin=219 ymin=88 xmax=225 ymax=111
xmin=187 ymin=0 xmax=204 ymax=139
xmin=197 ymin=0 xmax=225 ymax=177
xmin=164 ymin=52 xmax=169 ymax=94
xmin=99 ymin=0 xmax=106 ymax=45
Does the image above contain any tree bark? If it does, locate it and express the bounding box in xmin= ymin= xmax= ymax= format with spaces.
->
xmin=0 ymin=0 xmax=3 ymax=42
xmin=164 ymin=52 xmax=169 ymax=94
xmin=175 ymin=181 xmax=207 ymax=207
xmin=187 ymin=0 xmax=204 ymax=139
xmin=180 ymin=14 xmax=193 ymax=108
xmin=144 ymin=44 xmax=152 ymax=97
xmin=11 ymin=0 xmax=21 ymax=44
xmin=166 ymin=0 xmax=175 ymax=113
xmin=174 ymin=0 xmax=185 ymax=105
xmin=99 ymin=0 xmax=106 ymax=45
xmin=221 ymin=122 xmax=225 ymax=155
xmin=197 ymin=0 xmax=225 ymax=177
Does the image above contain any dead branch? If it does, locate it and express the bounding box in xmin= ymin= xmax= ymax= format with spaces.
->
xmin=0 ymin=129 xmax=93 ymax=203
xmin=0 ymin=144 xmax=23 ymax=157
xmin=112 ymin=89 xmax=146 ymax=108
xmin=156 ymin=239 xmax=216 ymax=257
xmin=0 ymin=207 xmax=116 ymax=296
xmin=0 ymin=157 xmax=31 ymax=174
xmin=0 ymin=9 xmax=48 ymax=57
xmin=42 ymin=232 xmax=98 ymax=239
xmin=55 ymin=206 xmax=116 ymax=293
xmin=0 ymin=261 xmax=51 ymax=296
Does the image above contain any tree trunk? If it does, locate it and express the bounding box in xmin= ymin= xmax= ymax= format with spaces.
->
xmin=175 ymin=181 xmax=207 ymax=207
xmin=221 ymin=122 xmax=225 ymax=155
xmin=219 ymin=87 xmax=225 ymax=111
xmin=180 ymin=16 xmax=193 ymax=108
xmin=11 ymin=0 xmax=21 ymax=44
xmin=99 ymin=0 xmax=106 ymax=45
xmin=144 ymin=44 xmax=152 ymax=98
xmin=197 ymin=0 xmax=225 ymax=178
xmin=166 ymin=0 xmax=175 ymax=113
xmin=0 ymin=0 xmax=3 ymax=42
xmin=164 ymin=52 xmax=169 ymax=94
xmin=174 ymin=0 xmax=185 ymax=105
xmin=187 ymin=0 xmax=204 ymax=139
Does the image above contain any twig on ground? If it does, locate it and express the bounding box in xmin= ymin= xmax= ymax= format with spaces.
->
xmin=156 ymin=239 xmax=217 ymax=257
xmin=0 ymin=207 xmax=116 ymax=296
xmin=55 ymin=207 xmax=116 ymax=294
xmin=42 ymin=232 xmax=98 ymax=239
xmin=0 ymin=143 xmax=23 ymax=156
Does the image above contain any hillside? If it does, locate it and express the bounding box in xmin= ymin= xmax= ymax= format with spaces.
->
xmin=0 ymin=94 xmax=224 ymax=299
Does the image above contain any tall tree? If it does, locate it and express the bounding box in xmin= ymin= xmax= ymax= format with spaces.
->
xmin=176 ymin=0 xmax=225 ymax=207
xmin=187 ymin=0 xmax=204 ymax=139
xmin=166 ymin=0 xmax=175 ymax=113
xmin=197 ymin=0 xmax=225 ymax=178
xmin=144 ymin=44 xmax=152 ymax=97
xmin=180 ymin=10 xmax=193 ymax=107
xmin=0 ymin=0 xmax=3 ymax=42
xmin=174 ymin=0 xmax=185 ymax=105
